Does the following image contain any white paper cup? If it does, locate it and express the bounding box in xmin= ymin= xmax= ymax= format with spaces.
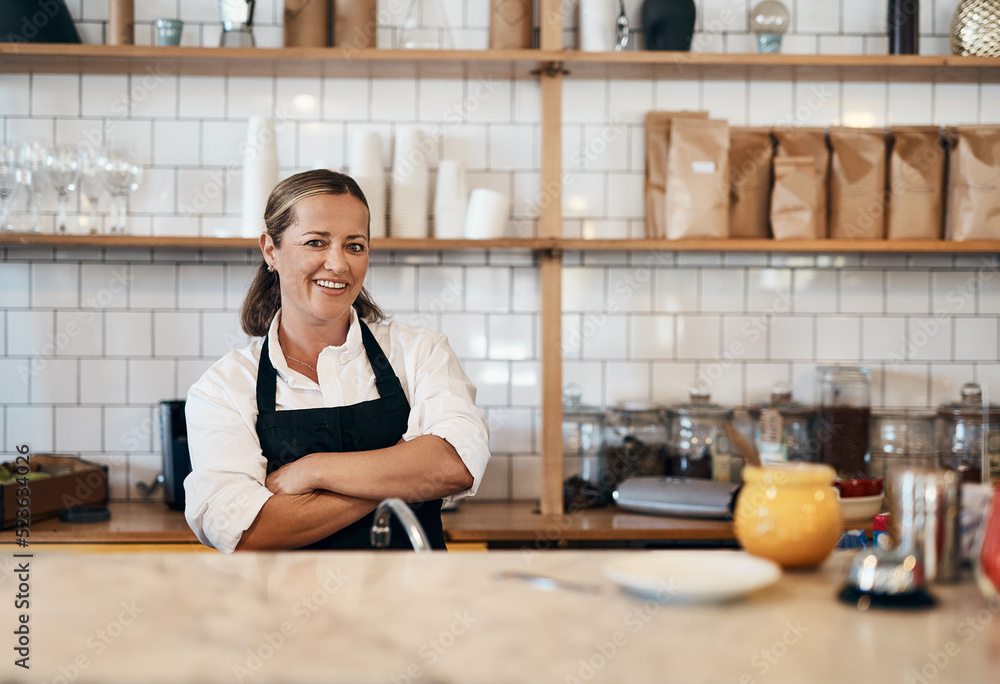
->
xmin=348 ymin=130 xmax=384 ymax=180
xmin=579 ymin=0 xmax=617 ymax=52
xmin=464 ymin=188 xmax=508 ymax=239
xmin=242 ymin=117 xmax=279 ymax=238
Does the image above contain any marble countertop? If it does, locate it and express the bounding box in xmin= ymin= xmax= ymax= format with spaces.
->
xmin=5 ymin=549 xmax=998 ymax=683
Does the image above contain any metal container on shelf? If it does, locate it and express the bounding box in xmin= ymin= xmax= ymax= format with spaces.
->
xmin=561 ymin=386 xmax=608 ymax=509
xmin=665 ymin=388 xmax=734 ymax=481
xmin=817 ymin=365 xmax=872 ymax=478
xmin=747 ymin=383 xmax=816 ymax=464
xmin=936 ymin=382 xmax=1000 ymax=484
xmin=869 ymin=408 xmax=937 ymax=480
xmin=601 ymin=402 xmax=668 ymax=490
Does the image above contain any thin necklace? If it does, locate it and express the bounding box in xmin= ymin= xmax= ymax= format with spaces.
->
xmin=283 ymin=354 xmax=317 ymax=372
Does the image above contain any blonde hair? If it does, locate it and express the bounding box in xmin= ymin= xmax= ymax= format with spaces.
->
xmin=240 ymin=169 xmax=384 ymax=337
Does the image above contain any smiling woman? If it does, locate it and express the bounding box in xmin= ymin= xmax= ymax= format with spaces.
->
xmin=182 ymin=169 xmax=491 ymax=553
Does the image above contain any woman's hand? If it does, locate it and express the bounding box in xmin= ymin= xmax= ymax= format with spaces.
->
xmin=265 ymin=455 xmax=320 ymax=495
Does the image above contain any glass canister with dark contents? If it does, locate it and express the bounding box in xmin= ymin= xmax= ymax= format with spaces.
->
xmin=561 ymin=386 xmax=609 ymax=510
xmin=817 ymin=366 xmax=871 ymax=478
xmin=666 ymin=388 xmax=735 ymax=481
xmin=600 ymin=402 xmax=669 ymax=490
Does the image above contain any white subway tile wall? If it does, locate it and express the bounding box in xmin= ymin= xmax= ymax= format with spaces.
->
xmin=2 ymin=0 xmax=999 ymax=503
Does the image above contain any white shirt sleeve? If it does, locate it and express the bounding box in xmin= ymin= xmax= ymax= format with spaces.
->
xmin=183 ymin=352 xmax=273 ymax=554
xmin=394 ymin=327 xmax=491 ymax=503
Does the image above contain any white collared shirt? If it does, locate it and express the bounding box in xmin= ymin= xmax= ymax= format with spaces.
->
xmin=183 ymin=309 xmax=491 ymax=553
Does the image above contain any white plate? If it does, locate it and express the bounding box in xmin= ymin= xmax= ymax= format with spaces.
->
xmin=602 ymin=550 xmax=782 ymax=603
xmin=838 ymin=493 xmax=884 ymax=523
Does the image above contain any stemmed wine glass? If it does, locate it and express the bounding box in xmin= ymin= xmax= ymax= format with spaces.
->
xmin=0 ymin=144 xmax=20 ymax=232
xmin=99 ymin=141 xmax=142 ymax=234
xmin=19 ymin=139 xmax=47 ymax=233
xmin=44 ymin=145 xmax=81 ymax=234
xmin=79 ymin=147 xmax=105 ymax=234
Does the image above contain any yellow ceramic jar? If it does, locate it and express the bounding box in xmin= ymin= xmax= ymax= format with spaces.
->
xmin=734 ymin=462 xmax=843 ymax=568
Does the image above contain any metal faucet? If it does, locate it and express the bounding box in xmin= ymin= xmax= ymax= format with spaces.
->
xmin=370 ymin=498 xmax=431 ymax=552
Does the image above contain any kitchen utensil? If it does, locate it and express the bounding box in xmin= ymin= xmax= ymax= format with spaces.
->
xmin=494 ymin=571 xmax=604 ymax=595
xmin=219 ymin=0 xmax=256 ymax=47
xmin=0 ymin=144 xmax=20 ymax=232
xmin=579 ymin=0 xmax=618 ymax=51
xmin=724 ymin=421 xmax=761 ymax=468
xmin=616 ymin=0 xmax=630 ymax=51
xmin=885 ymin=466 xmax=962 ymax=583
xmin=613 ymin=476 xmax=740 ymax=519
xmin=18 ymin=139 xmax=47 ymax=233
xmin=734 ymin=462 xmax=842 ymax=568
xmin=817 ymin=365 xmax=872 ymax=478
xmin=603 ymin=550 xmax=781 ymax=603
xmin=44 ymin=144 xmax=80 ymax=234
xmin=666 ymin=388 xmax=734 ymax=480
xmin=463 ymin=188 xmax=507 ymax=239
xmin=154 ymin=18 xmax=184 ymax=46
xmin=840 ymin=546 xmax=935 ymax=608
xmin=99 ymin=141 xmax=142 ymax=234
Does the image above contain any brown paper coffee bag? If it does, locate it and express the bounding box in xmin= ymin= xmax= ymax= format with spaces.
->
xmin=773 ymin=127 xmax=829 ymax=237
xmin=945 ymin=125 xmax=1000 ymax=241
xmin=887 ymin=126 xmax=945 ymax=240
xmin=665 ymin=118 xmax=731 ymax=239
xmin=284 ymin=0 xmax=329 ymax=47
xmin=771 ymin=156 xmax=821 ymax=240
xmin=729 ymin=127 xmax=773 ymax=238
xmin=828 ymin=127 xmax=887 ymax=240
xmin=489 ymin=0 xmax=533 ymax=49
xmin=644 ymin=110 xmax=709 ymax=238
xmin=334 ymin=0 xmax=377 ymax=49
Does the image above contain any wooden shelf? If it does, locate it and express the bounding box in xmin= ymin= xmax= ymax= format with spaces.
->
xmin=2 ymin=43 xmax=997 ymax=83
xmin=3 ymin=232 xmax=998 ymax=254
xmin=0 ymin=43 xmax=549 ymax=79
xmin=558 ymin=51 xmax=1000 ymax=83
xmin=0 ymin=233 xmax=554 ymax=251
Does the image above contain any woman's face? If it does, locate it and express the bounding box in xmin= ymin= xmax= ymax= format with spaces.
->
xmin=262 ymin=192 xmax=370 ymax=338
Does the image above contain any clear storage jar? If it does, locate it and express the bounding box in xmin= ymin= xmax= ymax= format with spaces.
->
xmin=601 ymin=402 xmax=669 ymax=489
xmin=869 ymin=408 xmax=937 ymax=480
xmin=666 ymin=388 xmax=734 ymax=481
xmin=561 ymin=387 xmax=608 ymax=510
xmin=817 ymin=365 xmax=872 ymax=478
xmin=936 ymin=383 xmax=1000 ymax=485
xmin=747 ymin=384 xmax=816 ymax=464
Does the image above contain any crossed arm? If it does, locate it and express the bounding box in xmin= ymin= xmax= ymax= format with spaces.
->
xmin=235 ymin=435 xmax=473 ymax=551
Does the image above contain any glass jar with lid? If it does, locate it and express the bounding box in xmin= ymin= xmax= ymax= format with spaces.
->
xmin=936 ymin=383 xmax=1000 ymax=484
xmin=600 ymin=402 xmax=668 ymax=490
xmin=665 ymin=388 xmax=734 ymax=481
xmin=747 ymin=383 xmax=816 ymax=464
xmin=561 ymin=386 xmax=608 ymax=510
xmin=817 ymin=365 xmax=872 ymax=478
xmin=869 ymin=408 xmax=937 ymax=480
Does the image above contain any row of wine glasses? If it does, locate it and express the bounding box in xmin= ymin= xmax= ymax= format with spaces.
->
xmin=0 ymin=140 xmax=142 ymax=235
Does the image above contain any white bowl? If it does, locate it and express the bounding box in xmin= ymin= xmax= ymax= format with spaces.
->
xmin=838 ymin=493 xmax=885 ymax=524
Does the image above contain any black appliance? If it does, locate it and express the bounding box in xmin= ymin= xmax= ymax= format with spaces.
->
xmin=159 ymin=400 xmax=191 ymax=511
xmin=1 ymin=0 xmax=82 ymax=43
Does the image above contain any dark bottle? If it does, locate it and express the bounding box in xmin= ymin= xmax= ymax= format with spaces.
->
xmin=888 ymin=0 xmax=919 ymax=55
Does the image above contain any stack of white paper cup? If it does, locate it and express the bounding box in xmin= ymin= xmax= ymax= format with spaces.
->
xmin=390 ymin=127 xmax=430 ymax=238
xmin=579 ymin=0 xmax=616 ymax=52
xmin=433 ymin=159 xmax=468 ymax=239
xmin=348 ymin=129 xmax=387 ymax=239
xmin=241 ymin=116 xmax=280 ymax=238
xmin=463 ymin=188 xmax=508 ymax=239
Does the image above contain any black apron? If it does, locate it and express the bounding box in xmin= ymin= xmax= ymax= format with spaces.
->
xmin=255 ymin=320 xmax=447 ymax=550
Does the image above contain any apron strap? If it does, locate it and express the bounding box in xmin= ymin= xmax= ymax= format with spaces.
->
xmin=255 ymin=319 xmax=407 ymax=416
xmin=358 ymin=320 xmax=406 ymax=400
xmin=256 ymin=336 xmax=278 ymax=414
